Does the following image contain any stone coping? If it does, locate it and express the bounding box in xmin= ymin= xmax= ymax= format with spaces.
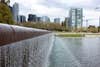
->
xmin=0 ymin=23 xmax=51 ymax=46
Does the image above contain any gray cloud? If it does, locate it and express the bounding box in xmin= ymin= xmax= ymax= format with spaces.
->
xmin=39 ymin=0 xmax=100 ymax=9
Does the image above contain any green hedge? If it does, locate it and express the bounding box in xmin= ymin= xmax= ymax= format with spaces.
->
xmin=57 ymin=34 xmax=85 ymax=37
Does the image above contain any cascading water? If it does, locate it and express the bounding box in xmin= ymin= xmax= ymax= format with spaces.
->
xmin=0 ymin=33 xmax=53 ymax=67
xmin=0 ymin=23 xmax=54 ymax=67
xmin=49 ymin=37 xmax=82 ymax=67
xmin=1 ymin=32 xmax=100 ymax=67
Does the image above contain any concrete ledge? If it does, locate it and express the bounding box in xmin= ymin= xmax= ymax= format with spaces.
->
xmin=0 ymin=23 xmax=51 ymax=46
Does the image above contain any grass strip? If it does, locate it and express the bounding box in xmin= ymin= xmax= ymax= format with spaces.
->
xmin=56 ymin=34 xmax=85 ymax=37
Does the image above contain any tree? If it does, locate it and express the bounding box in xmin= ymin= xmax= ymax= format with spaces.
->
xmin=88 ymin=25 xmax=97 ymax=33
xmin=62 ymin=21 xmax=66 ymax=27
xmin=1 ymin=0 xmax=5 ymax=3
xmin=6 ymin=0 xmax=10 ymax=4
xmin=98 ymin=26 xmax=100 ymax=32
xmin=1 ymin=0 xmax=10 ymax=4
xmin=0 ymin=2 xmax=14 ymax=24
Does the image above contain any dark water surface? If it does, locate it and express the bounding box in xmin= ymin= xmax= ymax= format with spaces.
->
xmin=49 ymin=37 xmax=100 ymax=67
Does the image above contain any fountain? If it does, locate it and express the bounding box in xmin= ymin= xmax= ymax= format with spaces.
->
xmin=0 ymin=23 xmax=53 ymax=67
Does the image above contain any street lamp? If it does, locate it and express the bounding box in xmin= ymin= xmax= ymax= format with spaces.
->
xmin=83 ymin=16 xmax=89 ymax=32
xmin=94 ymin=7 xmax=100 ymax=27
xmin=86 ymin=19 xmax=88 ymax=32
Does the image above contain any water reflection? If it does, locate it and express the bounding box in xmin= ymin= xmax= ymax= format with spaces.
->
xmin=49 ymin=37 xmax=100 ymax=67
xmin=49 ymin=37 xmax=81 ymax=67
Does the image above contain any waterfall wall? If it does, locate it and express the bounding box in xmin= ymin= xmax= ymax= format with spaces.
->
xmin=0 ymin=24 xmax=53 ymax=67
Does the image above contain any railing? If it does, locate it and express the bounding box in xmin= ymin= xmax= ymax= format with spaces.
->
xmin=0 ymin=23 xmax=53 ymax=67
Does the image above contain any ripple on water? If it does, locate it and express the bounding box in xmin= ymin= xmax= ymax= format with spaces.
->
xmin=49 ymin=37 xmax=82 ymax=67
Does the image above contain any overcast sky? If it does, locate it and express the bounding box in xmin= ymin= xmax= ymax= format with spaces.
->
xmin=10 ymin=0 xmax=100 ymax=26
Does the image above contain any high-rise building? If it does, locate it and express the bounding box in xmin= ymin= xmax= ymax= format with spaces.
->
xmin=28 ymin=14 xmax=37 ymax=22
xmin=41 ymin=16 xmax=50 ymax=22
xmin=36 ymin=17 xmax=41 ymax=22
xmin=54 ymin=18 xmax=60 ymax=23
xmin=99 ymin=17 xmax=100 ymax=26
xmin=69 ymin=8 xmax=83 ymax=31
xmin=18 ymin=15 xmax=26 ymax=23
xmin=64 ymin=17 xmax=70 ymax=28
xmin=12 ymin=2 xmax=19 ymax=23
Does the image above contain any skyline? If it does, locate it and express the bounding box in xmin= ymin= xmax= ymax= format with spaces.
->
xmin=10 ymin=0 xmax=100 ymax=26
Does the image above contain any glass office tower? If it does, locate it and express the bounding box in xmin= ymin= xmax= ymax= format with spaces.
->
xmin=69 ymin=8 xmax=83 ymax=31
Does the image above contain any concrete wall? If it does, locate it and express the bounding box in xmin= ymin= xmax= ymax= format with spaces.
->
xmin=0 ymin=33 xmax=53 ymax=67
